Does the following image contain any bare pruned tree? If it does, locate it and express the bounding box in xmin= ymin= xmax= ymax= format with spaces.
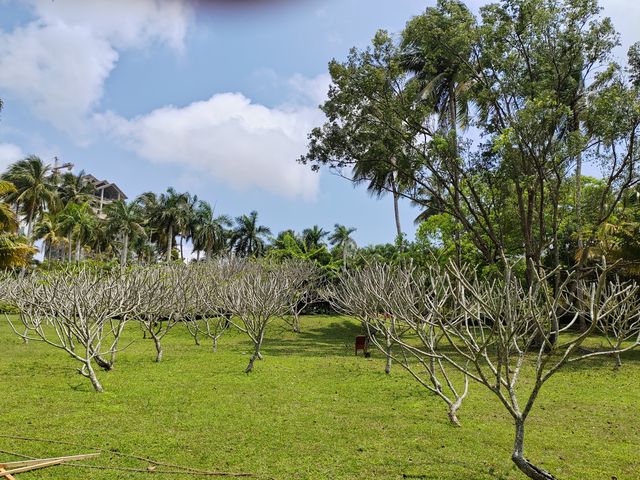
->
xmin=284 ymin=261 xmax=321 ymax=333
xmin=332 ymin=263 xmax=468 ymax=425
xmin=4 ymin=267 xmax=141 ymax=392
xmin=130 ymin=264 xmax=187 ymax=362
xmin=184 ymin=260 xmax=238 ymax=352
xmin=335 ymin=260 xmax=640 ymax=479
xmin=220 ymin=260 xmax=310 ymax=373
xmin=577 ymin=276 xmax=640 ymax=368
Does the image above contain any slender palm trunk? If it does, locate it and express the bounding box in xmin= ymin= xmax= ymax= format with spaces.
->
xmin=180 ymin=235 xmax=184 ymax=261
xmin=575 ymin=150 xmax=586 ymax=330
xmin=68 ymin=234 xmax=73 ymax=262
xmin=14 ymin=201 xmax=20 ymax=235
xmin=166 ymin=224 xmax=173 ymax=262
xmin=342 ymin=244 xmax=347 ymax=271
xmin=76 ymin=239 xmax=81 ymax=261
xmin=26 ymin=209 xmax=34 ymax=243
xmin=391 ymin=174 xmax=402 ymax=240
xmin=449 ymin=87 xmax=462 ymax=268
xmin=121 ymin=233 xmax=129 ymax=272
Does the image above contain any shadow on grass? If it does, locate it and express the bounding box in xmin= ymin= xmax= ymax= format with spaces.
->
xmin=264 ymin=316 xmax=364 ymax=357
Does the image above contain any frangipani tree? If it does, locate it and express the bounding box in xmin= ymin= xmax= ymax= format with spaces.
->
xmin=336 ymin=260 xmax=640 ymax=480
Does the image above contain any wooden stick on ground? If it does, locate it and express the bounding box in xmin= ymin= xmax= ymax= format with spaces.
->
xmin=0 ymin=468 xmax=17 ymax=480
xmin=0 ymin=459 xmax=67 ymax=476
xmin=0 ymin=453 xmax=100 ymax=469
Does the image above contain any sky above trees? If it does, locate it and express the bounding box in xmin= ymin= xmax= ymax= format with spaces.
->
xmin=0 ymin=0 xmax=638 ymax=246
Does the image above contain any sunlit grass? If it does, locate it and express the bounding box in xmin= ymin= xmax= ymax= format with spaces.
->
xmin=0 ymin=315 xmax=638 ymax=479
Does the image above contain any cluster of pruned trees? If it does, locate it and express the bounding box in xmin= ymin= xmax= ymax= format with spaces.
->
xmin=0 ymin=258 xmax=319 ymax=392
xmin=331 ymin=260 xmax=640 ymax=480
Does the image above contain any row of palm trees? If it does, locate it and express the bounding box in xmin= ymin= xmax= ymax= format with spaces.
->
xmin=0 ymin=156 xmax=359 ymax=268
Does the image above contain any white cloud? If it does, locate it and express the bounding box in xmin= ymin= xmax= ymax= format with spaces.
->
xmin=0 ymin=0 xmax=191 ymax=135
xmin=30 ymin=0 xmax=191 ymax=51
xmin=287 ymin=73 xmax=331 ymax=107
xmin=0 ymin=143 xmax=24 ymax=171
xmin=0 ymin=22 xmax=118 ymax=136
xmin=96 ymin=91 xmax=323 ymax=200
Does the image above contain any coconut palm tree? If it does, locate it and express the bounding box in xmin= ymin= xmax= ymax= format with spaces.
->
xmin=229 ymin=211 xmax=272 ymax=257
xmin=1 ymin=156 xmax=59 ymax=241
xmin=57 ymin=203 xmax=97 ymax=261
xmin=33 ymin=211 xmax=67 ymax=261
xmin=105 ymin=200 xmax=145 ymax=270
xmin=57 ymin=170 xmax=95 ymax=209
xmin=355 ymin=164 xmax=403 ymax=239
xmin=137 ymin=188 xmax=187 ymax=262
xmin=0 ymin=180 xmax=35 ymax=267
xmin=178 ymin=192 xmax=198 ymax=261
xmin=328 ymin=224 xmax=357 ymax=270
xmin=0 ymin=180 xmax=18 ymax=232
xmin=192 ymin=201 xmax=231 ymax=260
xmin=401 ymin=1 xmax=476 ymax=265
xmin=302 ymin=225 xmax=329 ymax=250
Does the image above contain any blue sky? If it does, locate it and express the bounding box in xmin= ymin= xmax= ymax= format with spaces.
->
xmin=0 ymin=0 xmax=638 ymax=247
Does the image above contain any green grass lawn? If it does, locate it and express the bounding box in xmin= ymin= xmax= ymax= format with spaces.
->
xmin=1 ymin=315 xmax=638 ymax=479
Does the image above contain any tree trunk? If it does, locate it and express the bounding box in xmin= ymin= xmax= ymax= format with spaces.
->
xmin=447 ymin=402 xmax=462 ymax=427
xmin=245 ymin=340 xmax=264 ymax=373
xmin=26 ymin=209 xmax=34 ymax=243
xmin=75 ymin=239 xmax=81 ymax=261
xmin=94 ymin=355 xmax=114 ymax=371
xmin=293 ymin=312 xmax=301 ymax=333
xmin=575 ymin=150 xmax=587 ymax=331
xmin=180 ymin=236 xmax=184 ymax=261
xmin=342 ymin=245 xmax=347 ymax=271
xmin=614 ymin=351 xmax=622 ymax=369
xmin=121 ymin=233 xmax=129 ymax=272
xmin=84 ymin=361 xmax=104 ymax=393
xmin=512 ymin=418 xmax=558 ymax=480
xmin=449 ymin=86 xmax=462 ymax=269
xmin=14 ymin=201 xmax=20 ymax=234
xmin=389 ymin=160 xmax=402 ymax=240
xmin=153 ymin=336 xmax=163 ymax=362
xmin=384 ymin=335 xmax=392 ymax=375
xmin=166 ymin=224 xmax=173 ymax=262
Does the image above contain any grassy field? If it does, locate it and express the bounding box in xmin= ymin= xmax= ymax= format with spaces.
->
xmin=1 ymin=315 xmax=639 ymax=479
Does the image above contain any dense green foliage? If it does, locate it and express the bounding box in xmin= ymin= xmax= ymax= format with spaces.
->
xmin=301 ymin=0 xmax=640 ymax=282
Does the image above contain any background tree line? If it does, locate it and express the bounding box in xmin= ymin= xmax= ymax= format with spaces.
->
xmin=0 ymin=155 xmax=369 ymax=271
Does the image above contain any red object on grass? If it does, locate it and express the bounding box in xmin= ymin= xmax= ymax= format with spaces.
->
xmin=355 ymin=335 xmax=369 ymax=356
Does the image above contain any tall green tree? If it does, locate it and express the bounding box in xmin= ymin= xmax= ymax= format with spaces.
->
xmin=302 ymin=225 xmax=329 ymax=250
xmin=192 ymin=201 xmax=231 ymax=260
xmin=301 ymin=0 xmax=636 ymax=285
xmin=57 ymin=202 xmax=97 ymax=261
xmin=328 ymin=224 xmax=357 ymax=270
xmin=229 ymin=211 xmax=272 ymax=257
xmin=1 ymin=156 xmax=58 ymax=241
xmin=57 ymin=170 xmax=95 ymax=209
xmin=137 ymin=188 xmax=187 ymax=262
xmin=33 ymin=211 xmax=66 ymax=260
xmin=105 ymin=200 xmax=145 ymax=270
xmin=401 ymin=0 xmax=477 ymax=264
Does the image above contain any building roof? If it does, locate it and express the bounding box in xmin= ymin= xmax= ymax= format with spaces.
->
xmin=82 ymin=174 xmax=128 ymax=200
